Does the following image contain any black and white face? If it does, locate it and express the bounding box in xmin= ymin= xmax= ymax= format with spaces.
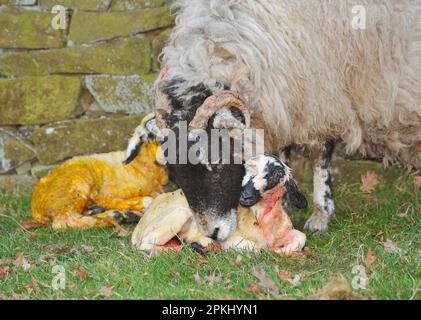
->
xmin=240 ymin=155 xmax=308 ymax=209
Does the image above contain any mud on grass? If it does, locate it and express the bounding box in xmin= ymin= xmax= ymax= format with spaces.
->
xmin=0 ymin=172 xmax=420 ymax=300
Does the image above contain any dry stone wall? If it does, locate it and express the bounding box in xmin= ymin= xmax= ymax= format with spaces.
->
xmin=0 ymin=0 xmax=174 ymax=182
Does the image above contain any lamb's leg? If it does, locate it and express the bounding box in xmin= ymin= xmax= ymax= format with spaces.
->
xmin=304 ymin=140 xmax=336 ymax=232
xmin=94 ymin=196 xmax=154 ymax=212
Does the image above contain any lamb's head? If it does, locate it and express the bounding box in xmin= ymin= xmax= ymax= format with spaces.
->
xmin=240 ymin=155 xmax=308 ymax=209
xmin=155 ymin=91 xmax=251 ymax=242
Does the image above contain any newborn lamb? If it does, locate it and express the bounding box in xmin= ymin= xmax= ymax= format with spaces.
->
xmin=132 ymin=155 xmax=307 ymax=255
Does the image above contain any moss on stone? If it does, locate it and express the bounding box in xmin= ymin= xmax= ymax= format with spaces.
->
xmin=32 ymin=115 xmax=145 ymax=165
xmin=0 ymin=130 xmax=35 ymax=173
xmin=38 ymin=0 xmax=112 ymax=11
xmin=84 ymin=74 xmax=158 ymax=114
xmin=0 ymin=36 xmax=151 ymax=76
xmin=111 ymin=0 xmax=166 ymax=11
xmin=68 ymin=7 xmax=174 ymax=45
xmin=0 ymin=76 xmax=83 ymax=125
xmin=0 ymin=9 xmax=66 ymax=49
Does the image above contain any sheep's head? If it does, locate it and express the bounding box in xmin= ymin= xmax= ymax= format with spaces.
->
xmin=240 ymin=155 xmax=308 ymax=209
xmin=125 ymin=88 xmax=258 ymax=242
xmin=155 ymin=91 xmax=252 ymax=241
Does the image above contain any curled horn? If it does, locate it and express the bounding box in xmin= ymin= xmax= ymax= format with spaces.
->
xmin=189 ymin=91 xmax=251 ymax=131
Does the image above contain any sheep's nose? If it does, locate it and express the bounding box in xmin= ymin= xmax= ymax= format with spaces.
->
xmin=210 ymin=227 xmax=220 ymax=241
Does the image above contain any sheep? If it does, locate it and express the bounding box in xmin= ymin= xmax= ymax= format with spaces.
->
xmin=31 ymin=114 xmax=169 ymax=230
xmin=131 ymin=155 xmax=307 ymax=256
xmin=125 ymin=0 xmax=421 ymax=238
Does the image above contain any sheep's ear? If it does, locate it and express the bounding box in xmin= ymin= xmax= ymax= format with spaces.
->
xmin=285 ymin=179 xmax=308 ymax=209
xmin=123 ymin=113 xmax=156 ymax=165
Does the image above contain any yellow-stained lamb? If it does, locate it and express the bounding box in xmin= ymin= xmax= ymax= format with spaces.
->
xmin=31 ymin=115 xmax=169 ymax=230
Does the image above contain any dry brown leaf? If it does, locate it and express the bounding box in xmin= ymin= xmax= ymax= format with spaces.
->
xmin=414 ymin=176 xmax=421 ymax=188
xmin=193 ymin=273 xmax=203 ymax=285
xmin=229 ymin=255 xmax=243 ymax=267
xmin=360 ymin=171 xmax=380 ymax=193
xmin=206 ymin=274 xmax=222 ymax=286
xmin=366 ymin=249 xmax=379 ymax=269
xmin=168 ymin=268 xmax=180 ymax=278
xmin=13 ymin=253 xmax=31 ymax=271
xmin=98 ymin=286 xmax=115 ymax=297
xmin=309 ymin=275 xmax=364 ymax=300
xmin=0 ymin=265 xmax=7 ymax=281
xmin=383 ymin=239 xmax=402 ymax=254
xmin=113 ymin=224 xmax=131 ymax=238
xmin=16 ymin=220 xmax=48 ymax=233
xmin=75 ymin=267 xmax=89 ymax=282
xmin=251 ymin=267 xmax=279 ymax=296
xmin=245 ymin=283 xmax=264 ymax=296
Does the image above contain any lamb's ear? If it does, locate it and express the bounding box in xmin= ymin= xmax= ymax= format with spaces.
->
xmin=124 ymin=132 xmax=144 ymax=165
xmin=285 ymin=179 xmax=308 ymax=209
xmin=123 ymin=113 xmax=156 ymax=165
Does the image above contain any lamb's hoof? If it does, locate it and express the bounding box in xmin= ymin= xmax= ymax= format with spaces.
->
xmin=304 ymin=214 xmax=329 ymax=233
xmin=123 ymin=211 xmax=142 ymax=224
xmin=111 ymin=210 xmax=142 ymax=224
xmin=86 ymin=206 xmax=106 ymax=215
xmin=111 ymin=211 xmax=125 ymax=223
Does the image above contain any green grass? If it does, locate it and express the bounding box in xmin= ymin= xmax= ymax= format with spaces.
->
xmin=0 ymin=171 xmax=420 ymax=300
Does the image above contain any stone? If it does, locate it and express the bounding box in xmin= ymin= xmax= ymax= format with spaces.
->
xmin=111 ymin=0 xmax=167 ymax=11
xmin=0 ymin=9 xmax=66 ymax=49
xmin=13 ymin=0 xmax=37 ymax=5
xmin=15 ymin=161 xmax=32 ymax=175
xmin=152 ymin=28 xmax=171 ymax=71
xmin=0 ymin=76 xmax=83 ymax=125
xmin=0 ymin=130 xmax=35 ymax=173
xmin=31 ymin=162 xmax=59 ymax=178
xmin=68 ymin=7 xmax=174 ymax=45
xmin=32 ymin=115 xmax=144 ymax=165
xmin=84 ymin=74 xmax=157 ymax=114
xmin=0 ymin=36 xmax=151 ymax=76
xmin=39 ymin=0 xmax=112 ymax=11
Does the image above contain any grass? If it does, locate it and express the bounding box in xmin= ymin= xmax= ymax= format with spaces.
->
xmin=0 ymin=170 xmax=420 ymax=300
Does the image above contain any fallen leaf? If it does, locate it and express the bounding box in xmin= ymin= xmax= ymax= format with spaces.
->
xmin=13 ymin=253 xmax=31 ymax=271
xmin=276 ymin=268 xmax=300 ymax=287
xmin=16 ymin=220 xmax=48 ymax=233
xmin=206 ymin=274 xmax=222 ymax=286
xmin=251 ymin=267 xmax=279 ymax=296
xmin=360 ymin=171 xmax=380 ymax=193
xmin=383 ymin=239 xmax=402 ymax=254
xmin=113 ymin=224 xmax=131 ymax=238
xmin=0 ymin=265 xmax=7 ymax=281
xmin=245 ymin=283 xmax=264 ymax=296
xmin=75 ymin=267 xmax=89 ymax=282
xmin=229 ymin=255 xmax=243 ymax=267
xmin=414 ymin=176 xmax=421 ymax=188
xmin=277 ymin=269 xmax=293 ymax=282
xmin=98 ymin=286 xmax=115 ymax=297
xmin=193 ymin=273 xmax=203 ymax=285
xmin=366 ymin=249 xmax=378 ymax=269
xmin=168 ymin=268 xmax=180 ymax=278
xmin=309 ymin=275 xmax=364 ymax=300
xmin=288 ymin=275 xmax=301 ymax=287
